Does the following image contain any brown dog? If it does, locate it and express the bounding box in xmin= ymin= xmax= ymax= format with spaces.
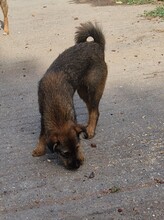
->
xmin=32 ymin=22 xmax=107 ymax=169
xmin=0 ymin=0 xmax=9 ymax=34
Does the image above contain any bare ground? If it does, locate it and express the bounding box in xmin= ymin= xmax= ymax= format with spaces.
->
xmin=0 ymin=0 xmax=164 ymax=219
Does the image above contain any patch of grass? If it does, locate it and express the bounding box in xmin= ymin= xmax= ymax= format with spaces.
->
xmin=144 ymin=6 xmax=164 ymax=18
xmin=121 ymin=0 xmax=153 ymax=4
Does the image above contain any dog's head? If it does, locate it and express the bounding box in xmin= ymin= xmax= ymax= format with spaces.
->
xmin=47 ymin=122 xmax=86 ymax=170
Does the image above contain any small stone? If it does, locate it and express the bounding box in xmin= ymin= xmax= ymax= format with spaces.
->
xmin=88 ymin=171 xmax=95 ymax=179
xmin=90 ymin=143 xmax=97 ymax=148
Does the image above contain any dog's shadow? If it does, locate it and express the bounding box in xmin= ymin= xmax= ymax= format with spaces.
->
xmin=46 ymin=149 xmax=66 ymax=168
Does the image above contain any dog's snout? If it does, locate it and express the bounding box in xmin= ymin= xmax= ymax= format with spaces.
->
xmin=68 ymin=159 xmax=81 ymax=170
xmin=75 ymin=160 xmax=81 ymax=169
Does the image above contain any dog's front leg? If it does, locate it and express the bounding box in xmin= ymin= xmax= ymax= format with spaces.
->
xmin=1 ymin=0 xmax=9 ymax=35
xmin=86 ymin=107 xmax=99 ymax=139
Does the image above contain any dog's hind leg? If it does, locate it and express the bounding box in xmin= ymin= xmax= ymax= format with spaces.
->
xmin=77 ymin=63 xmax=107 ymax=139
xmin=32 ymin=117 xmax=46 ymax=157
xmin=1 ymin=0 xmax=9 ymax=34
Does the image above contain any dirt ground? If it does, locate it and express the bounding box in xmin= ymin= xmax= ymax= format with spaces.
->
xmin=0 ymin=0 xmax=164 ymax=219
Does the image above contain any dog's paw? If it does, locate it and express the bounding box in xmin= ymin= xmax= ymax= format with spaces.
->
xmin=32 ymin=149 xmax=39 ymax=157
xmin=32 ymin=149 xmax=45 ymax=157
xmin=86 ymin=127 xmax=95 ymax=139
xmin=82 ymin=131 xmax=95 ymax=139
xmin=3 ymin=30 xmax=9 ymax=35
xmin=86 ymin=133 xmax=95 ymax=139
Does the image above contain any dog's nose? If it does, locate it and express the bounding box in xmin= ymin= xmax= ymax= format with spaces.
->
xmin=69 ymin=160 xmax=81 ymax=170
xmin=75 ymin=160 xmax=81 ymax=169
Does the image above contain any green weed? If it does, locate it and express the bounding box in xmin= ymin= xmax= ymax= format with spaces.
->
xmin=144 ymin=6 xmax=164 ymax=18
xmin=121 ymin=0 xmax=153 ymax=4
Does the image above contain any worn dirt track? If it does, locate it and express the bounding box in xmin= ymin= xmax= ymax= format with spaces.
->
xmin=0 ymin=0 xmax=164 ymax=219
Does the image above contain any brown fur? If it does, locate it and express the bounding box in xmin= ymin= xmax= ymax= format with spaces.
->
xmin=0 ymin=0 xmax=9 ymax=35
xmin=32 ymin=22 xmax=108 ymax=169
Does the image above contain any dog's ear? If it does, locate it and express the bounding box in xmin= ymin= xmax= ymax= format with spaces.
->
xmin=74 ymin=124 xmax=87 ymax=138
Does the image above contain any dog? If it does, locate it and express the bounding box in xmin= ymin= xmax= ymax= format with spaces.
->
xmin=32 ymin=22 xmax=107 ymax=169
xmin=0 ymin=0 xmax=9 ymax=34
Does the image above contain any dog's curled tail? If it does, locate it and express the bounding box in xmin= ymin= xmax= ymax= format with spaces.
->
xmin=75 ymin=22 xmax=105 ymax=50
